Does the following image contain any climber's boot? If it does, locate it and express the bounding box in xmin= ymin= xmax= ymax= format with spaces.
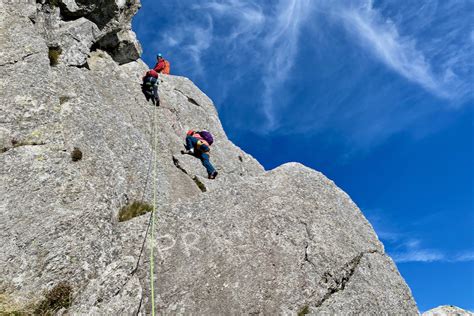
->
xmin=208 ymin=171 xmax=218 ymax=179
xmin=181 ymin=148 xmax=194 ymax=155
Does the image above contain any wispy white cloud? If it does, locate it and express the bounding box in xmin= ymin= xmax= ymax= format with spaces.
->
xmin=260 ymin=0 xmax=312 ymax=131
xmin=393 ymin=249 xmax=446 ymax=263
xmin=337 ymin=0 xmax=470 ymax=101
xmin=136 ymin=2 xmax=217 ymax=79
xmin=278 ymin=0 xmax=474 ymax=149
xmin=393 ymin=249 xmax=474 ymax=264
xmin=145 ymin=0 xmax=267 ymax=90
xmin=391 ymin=238 xmax=446 ymax=263
xmin=136 ymin=0 xmax=473 ymax=149
xmin=366 ymin=210 xmax=474 ymax=264
xmin=146 ymin=0 xmax=313 ymax=131
xmin=196 ymin=0 xmax=265 ymax=42
xmin=340 ymin=2 xmax=437 ymax=95
xmin=453 ymin=251 xmax=474 ymax=262
xmin=381 ymin=234 xmax=474 ymax=263
xmin=184 ymin=16 xmax=214 ymax=77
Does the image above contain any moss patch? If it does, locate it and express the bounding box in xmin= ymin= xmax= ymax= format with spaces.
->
xmin=1 ymin=283 xmax=72 ymax=315
xmin=34 ymin=282 xmax=73 ymax=315
xmin=192 ymin=176 xmax=207 ymax=192
xmin=297 ymin=305 xmax=310 ymax=316
xmin=48 ymin=46 xmax=62 ymax=66
xmin=0 ymin=293 xmax=30 ymax=315
xmin=59 ymin=96 xmax=71 ymax=104
xmin=118 ymin=201 xmax=153 ymax=222
xmin=44 ymin=0 xmax=60 ymax=7
xmin=71 ymin=147 xmax=83 ymax=161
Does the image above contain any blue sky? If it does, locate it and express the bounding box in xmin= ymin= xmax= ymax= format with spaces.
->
xmin=133 ymin=0 xmax=474 ymax=311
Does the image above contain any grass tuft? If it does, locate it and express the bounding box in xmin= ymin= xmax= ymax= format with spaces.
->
xmin=297 ymin=305 xmax=310 ymax=316
xmin=59 ymin=96 xmax=71 ymax=104
xmin=118 ymin=201 xmax=153 ymax=222
xmin=193 ymin=176 xmax=207 ymax=192
xmin=48 ymin=46 xmax=62 ymax=66
xmin=34 ymin=282 xmax=72 ymax=315
xmin=71 ymin=147 xmax=82 ymax=161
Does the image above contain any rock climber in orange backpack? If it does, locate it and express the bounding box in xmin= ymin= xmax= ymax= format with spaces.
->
xmin=163 ymin=58 xmax=170 ymax=74
xmin=181 ymin=130 xmax=218 ymax=179
xmin=154 ymin=53 xmax=170 ymax=75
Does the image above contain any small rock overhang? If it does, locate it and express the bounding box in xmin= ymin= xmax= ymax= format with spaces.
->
xmin=33 ymin=0 xmax=143 ymax=67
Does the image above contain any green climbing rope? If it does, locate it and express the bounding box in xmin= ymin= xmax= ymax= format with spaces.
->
xmin=149 ymin=102 xmax=158 ymax=315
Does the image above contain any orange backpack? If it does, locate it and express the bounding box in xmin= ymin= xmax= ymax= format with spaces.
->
xmin=162 ymin=60 xmax=170 ymax=74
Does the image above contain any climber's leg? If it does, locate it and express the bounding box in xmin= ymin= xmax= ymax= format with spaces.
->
xmin=153 ymin=84 xmax=160 ymax=106
xmin=181 ymin=136 xmax=197 ymax=155
xmin=185 ymin=136 xmax=198 ymax=150
xmin=200 ymin=153 xmax=217 ymax=178
xmin=141 ymin=84 xmax=150 ymax=101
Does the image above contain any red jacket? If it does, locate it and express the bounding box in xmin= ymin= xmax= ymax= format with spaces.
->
xmin=153 ymin=59 xmax=166 ymax=73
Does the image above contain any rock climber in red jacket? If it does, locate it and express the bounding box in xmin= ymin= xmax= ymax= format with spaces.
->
xmin=153 ymin=53 xmax=166 ymax=73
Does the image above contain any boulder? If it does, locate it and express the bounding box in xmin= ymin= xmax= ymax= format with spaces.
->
xmin=94 ymin=29 xmax=142 ymax=65
xmin=423 ymin=305 xmax=474 ymax=316
xmin=56 ymin=18 xmax=100 ymax=66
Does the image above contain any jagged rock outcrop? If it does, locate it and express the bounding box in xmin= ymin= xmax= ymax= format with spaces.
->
xmin=24 ymin=0 xmax=142 ymax=66
xmin=423 ymin=306 xmax=474 ymax=316
xmin=1 ymin=1 xmax=419 ymax=314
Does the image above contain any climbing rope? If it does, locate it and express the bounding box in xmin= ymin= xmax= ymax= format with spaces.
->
xmin=149 ymin=92 xmax=159 ymax=316
xmin=131 ymin=102 xmax=156 ymax=275
xmin=130 ymin=95 xmax=160 ymax=315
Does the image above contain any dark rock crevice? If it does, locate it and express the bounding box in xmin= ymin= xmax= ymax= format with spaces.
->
xmin=187 ymin=97 xmax=200 ymax=106
xmin=2 ymin=140 xmax=47 ymax=154
xmin=192 ymin=176 xmax=207 ymax=192
xmin=172 ymin=155 xmax=188 ymax=175
xmin=314 ymin=249 xmax=380 ymax=308
xmin=298 ymin=219 xmax=384 ymax=310
xmin=303 ymin=242 xmax=317 ymax=270
xmin=69 ymin=62 xmax=90 ymax=69
xmin=0 ymin=52 xmax=40 ymax=67
xmin=174 ymin=88 xmax=201 ymax=106
xmin=172 ymin=155 xmax=207 ymax=193
xmin=300 ymin=221 xmax=318 ymax=270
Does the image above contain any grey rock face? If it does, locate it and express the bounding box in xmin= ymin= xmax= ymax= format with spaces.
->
xmin=21 ymin=0 xmax=142 ymax=66
xmin=56 ymin=18 xmax=101 ymax=66
xmin=1 ymin=1 xmax=418 ymax=314
xmin=139 ymin=163 xmax=417 ymax=314
xmin=95 ymin=29 xmax=143 ymax=65
xmin=423 ymin=306 xmax=474 ymax=316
